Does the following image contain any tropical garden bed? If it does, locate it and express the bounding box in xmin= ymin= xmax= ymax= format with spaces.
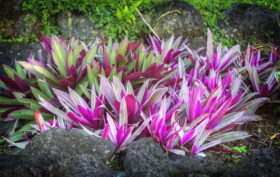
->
xmin=0 ymin=29 xmax=279 ymax=176
xmin=0 ymin=0 xmax=279 ymax=176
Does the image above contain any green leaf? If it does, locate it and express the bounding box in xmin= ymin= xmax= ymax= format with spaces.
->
xmin=33 ymin=66 xmax=59 ymax=83
xmin=16 ymin=98 xmax=41 ymax=110
xmin=137 ymin=80 xmax=149 ymax=102
xmin=13 ymin=92 xmax=25 ymax=99
xmin=116 ymin=71 xmax=123 ymax=81
xmin=118 ymin=37 xmax=128 ymax=56
xmin=85 ymin=46 xmax=97 ymax=63
xmin=93 ymin=76 xmax=100 ymax=94
xmin=52 ymin=51 xmax=67 ymax=77
xmin=0 ymin=96 xmax=21 ymax=105
xmin=79 ymin=84 xmax=90 ymax=99
xmin=109 ymin=50 xmax=117 ymax=66
xmin=31 ymin=86 xmax=50 ymax=102
xmin=116 ymin=8 xmax=122 ymax=20
xmin=0 ymin=79 xmax=8 ymax=89
xmin=162 ymin=69 xmax=178 ymax=81
xmin=67 ymin=49 xmax=75 ymax=68
xmin=87 ymin=64 xmax=94 ymax=87
xmin=139 ymin=52 xmax=145 ymax=70
xmin=19 ymin=121 xmax=36 ymax=132
xmin=74 ymin=77 xmax=88 ymax=96
xmin=90 ymin=83 xmax=97 ymax=112
xmin=119 ymin=98 xmax=128 ymax=126
xmin=8 ymin=131 xmax=25 ymax=142
xmin=37 ymin=78 xmax=54 ymax=98
xmin=126 ymin=60 xmax=136 ymax=74
xmin=15 ymin=62 xmax=26 ymax=79
xmin=9 ymin=110 xmax=53 ymax=120
xmin=52 ymin=37 xmax=66 ymax=65
xmin=73 ymin=43 xmax=83 ymax=61
xmin=0 ymin=107 xmax=10 ymax=115
xmin=108 ymin=67 xmax=117 ymax=80
xmin=126 ymin=81 xmax=134 ymax=95
xmin=3 ymin=65 xmax=16 ymax=80
xmin=142 ymin=51 xmax=154 ymax=72
xmin=101 ymin=68 xmax=106 ymax=76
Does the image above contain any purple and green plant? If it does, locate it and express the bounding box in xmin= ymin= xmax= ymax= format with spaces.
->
xmin=147 ymin=35 xmax=187 ymax=65
xmin=0 ymin=61 xmax=56 ymax=145
xmin=102 ymin=98 xmax=151 ymax=152
xmin=177 ymin=76 xmax=266 ymax=155
xmin=0 ymin=30 xmax=273 ymax=156
xmin=186 ymin=29 xmax=240 ymax=75
xmin=234 ymin=44 xmax=280 ymax=97
xmin=92 ymin=36 xmax=180 ymax=89
xmin=19 ymin=35 xmax=90 ymax=90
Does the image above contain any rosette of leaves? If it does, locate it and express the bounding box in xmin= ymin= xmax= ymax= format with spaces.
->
xmin=0 ymin=35 xmax=96 ymax=146
xmin=88 ymin=36 xmax=184 ymax=91
xmin=38 ymin=72 xmax=266 ymax=156
xmin=147 ymin=35 xmax=187 ymax=65
xmin=185 ymin=29 xmax=241 ymax=76
xmin=38 ymin=76 xmax=166 ymax=151
xmin=239 ymin=45 xmax=280 ymax=97
xmin=0 ymin=62 xmax=55 ymax=148
xmin=19 ymin=35 xmax=92 ymax=90
xmin=144 ymin=70 xmax=267 ymax=155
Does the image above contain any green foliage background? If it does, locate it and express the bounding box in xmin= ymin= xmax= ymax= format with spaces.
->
xmin=186 ymin=0 xmax=280 ymax=46
xmin=21 ymin=0 xmax=167 ymax=41
xmin=1 ymin=0 xmax=280 ymax=45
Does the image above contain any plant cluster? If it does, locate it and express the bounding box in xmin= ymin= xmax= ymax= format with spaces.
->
xmin=0 ymin=30 xmax=279 ymax=156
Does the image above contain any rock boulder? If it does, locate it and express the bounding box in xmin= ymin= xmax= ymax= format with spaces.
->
xmin=123 ymin=137 xmax=226 ymax=177
xmin=219 ymin=4 xmax=280 ymax=44
xmin=149 ymin=1 xmax=205 ymax=40
xmin=58 ymin=11 xmax=100 ymax=43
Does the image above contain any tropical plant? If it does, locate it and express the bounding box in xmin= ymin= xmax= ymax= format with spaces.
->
xmin=19 ymin=35 xmax=91 ymax=90
xmin=0 ymin=61 xmax=56 ymax=146
xmin=0 ymin=30 xmax=272 ymax=157
xmin=238 ymin=45 xmax=280 ymax=97
xmin=147 ymin=35 xmax=187 ymax=65
xmin=94 ymin=36 xmax=181 ymax=88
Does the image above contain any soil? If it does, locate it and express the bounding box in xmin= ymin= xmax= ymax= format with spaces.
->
xmin=208 ymin=103 xmax=280 ymax=167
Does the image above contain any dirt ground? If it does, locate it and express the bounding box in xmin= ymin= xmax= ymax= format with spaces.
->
xmin=208 ymin=103 xmax=280 ymax=166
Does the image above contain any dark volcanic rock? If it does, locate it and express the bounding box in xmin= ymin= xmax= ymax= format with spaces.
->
xmin=22 ymin=128 xmax=115 ymax=162
xmin=0 ymin=128 xmax=116 ymax=177
xmin=58 ymin=11 xmax=100 ymax=43
xmin=0 ymin=154 xmax=50 ymax=177
xmin=123 ymin=137 xmax=170 ymax=177
xmin=0 ymin=0 xmax=24 ymax=39
xmin=1 ymin=132 xmax=279 ymax=176
xmin=219 ymin=4 xmax=280 ymax=44
xmin=49 ymin=154 xmax=113 ymax=177
xmin=0 ymin=41 xmax=42 ymax=96
xmin=123 ymin=137 xmax=226 ymax=177
xmin=16 ymin=13 xmax=42 ymax=40
xmin=0 ymin=152 xmax=114 ymax=177
xmin=0 ymin=42 xmax=41 ymax=76
xmin=0 ymin=0 xmax=24 ymax=19
xmin=224 ymin=147 xmax=280 ymax=177
xmin=169 ymin=154 xmax=226 ymax=176
xmin=150 ymin=1 xmax=205 ymax=40
xmin=188 ymin=37 xmax=206 ymax=52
